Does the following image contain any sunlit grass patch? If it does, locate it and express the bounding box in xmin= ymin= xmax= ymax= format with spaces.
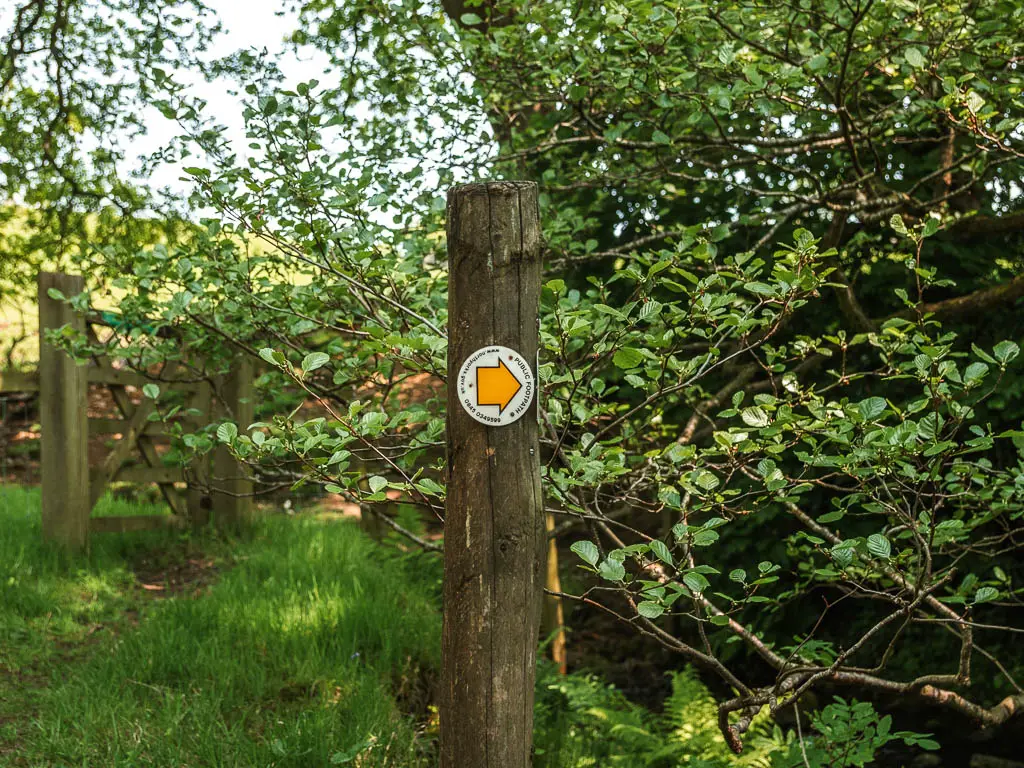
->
xmin=0 ymin=487 xmax=170 ymax=649
xmin=0 ymin=487 xmax=441 ymax=767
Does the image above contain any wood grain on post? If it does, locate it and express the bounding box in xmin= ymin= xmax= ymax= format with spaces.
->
xmin=212 ymin=356 xmax=255 ymax=526
xmin=442 ymin=181 xmax=544 ymax=768
xmin=38 ymin=272 xmax=90 ymax=550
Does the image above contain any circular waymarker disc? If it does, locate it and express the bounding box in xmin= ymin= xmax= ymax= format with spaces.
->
xmin=456 ymin=345 xmax=536 ymax=426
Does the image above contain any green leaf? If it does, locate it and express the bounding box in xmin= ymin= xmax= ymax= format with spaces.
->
xmin=593 ymin=304 xmax=627 ymax=320
xmin=598 ymin=558 xmax=626 ymax=582
xmin=651 ymin=129 xmax=671 ymax=145
xmin=327 ymin=449 xmax=351 ymax=465
xmin=918 ymin=412 xmax=942 ymax=440
xmin=832 ymin=546 xmax=854 ymax=567
xmin=972 ymin=344 xmax=997 ymax=364
xmin=368 ymin=475 xmax=388 ymax=493
xmin=217 ymin=423 xmax=238 ymax=443
xmin=859 ymin=397 xmax=887 ymax=421
xmin=637 ymin=300 xmax=662 ymax=321
xmin=709 ymin=223 xmax=730 ymax=242
xmin=994 ymin=341 xmax=1019 ymax=364
xmin=259 ymin=347 xmax=283 ymax=366
xmin=460 ymin=12 xmax=482 ymax=24
xmin=963 ymin=362 xmax=988 ymax=385
xmin=973 ymin=586 xmax=999 ymax=604
xmin=571 ymin=540 xmax=600 ymax=567
xmin=905 ymin=47 xmax=925 ymax=68
xmin=740 ymin=406 xmax=769 ymax=428
xmin=694 ymin=470 xmax=719 ymax=490
xmin=142 ymin=383 xmax=160 ymax=400
xmin=637 ymin=600 xmax=664 ymax=618
xmin=744 ymin=282 xmax=775 ymax=296
xmin=613 ymin=347 xmax=644 ymax=369
xmin=302 ymin=351 xmax=331 ymax=375
xmin=890 ymin=214 xmax=908 ymax=236
xmin=867 ymin=533 xmax=891 ymax=559
xmin=415 ymin=478 xmax=445 ymax=495
xmin=683 ymin=571 xmax=709 ymax=594
xmin=649 ymin=539 xmax=673 ymax=566
xmin=691 ymin=529 xmax=719 ymax=547
xmin=329 ymin=443 xmax=354 ymax=464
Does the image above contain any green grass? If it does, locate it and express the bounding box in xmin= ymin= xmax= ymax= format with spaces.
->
xmin=0 ymin=486 xmax=442 ymax=767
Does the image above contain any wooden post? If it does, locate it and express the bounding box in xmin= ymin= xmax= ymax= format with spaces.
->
xmin=442 ymin=181 xmax=544 ymax=768
xmin=187 ymin=381 xmax=214 ymax=527
xmin=38 ymin=272 xmax=90 ymax=550
xmin=212 ymin=356 xmax=255 ymax=526
xmin=542 ymin=512 xmax=568 ymax=674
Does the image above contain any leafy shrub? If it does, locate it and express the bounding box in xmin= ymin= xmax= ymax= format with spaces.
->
xmin=771 ymin=699 xmax=939 ymax=768
xmin=534 ymin=665 xmax=940 ymax=768
xmin=533 ymin=664 xmax=785 ymax=767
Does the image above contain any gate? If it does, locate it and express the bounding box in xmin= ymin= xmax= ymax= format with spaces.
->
xmin=0 ymin=272 xmax=254 ymax=550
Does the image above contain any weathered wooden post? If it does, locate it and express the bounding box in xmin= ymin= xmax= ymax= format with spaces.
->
xmin=542 ymin=512 xmax=568 ymax=674
xmin=442 ymin=181 xmax=544 ymax=767
xmin=212 ymin=356 xmax=255 ymax=526
xmin=38 ymin=272 xmax=90 ymax=550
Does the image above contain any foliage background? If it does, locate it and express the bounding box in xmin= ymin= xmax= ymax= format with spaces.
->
xmin=4 ymin=0 xmax=1024 ymax=763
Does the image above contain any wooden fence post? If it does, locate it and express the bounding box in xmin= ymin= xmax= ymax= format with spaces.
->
xmin=187 ymin=381 xmax=214 ymax=527
xmin=442 ymin=182 xmax=544 ymax=768
xmin=542 ymin=512 xmax=568 ymax=674
xmin=212 ymin=356 xmax=255 ymax=526
xmin=38 ymin=272 xmax=90 ymax=550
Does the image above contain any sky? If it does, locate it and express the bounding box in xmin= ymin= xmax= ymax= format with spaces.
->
xmin=134 ymin=0 xmax=332 ymax=197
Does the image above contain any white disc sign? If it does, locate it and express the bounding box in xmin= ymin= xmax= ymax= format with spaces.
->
xmin=456 ymin=345 xmax=535 ymax=426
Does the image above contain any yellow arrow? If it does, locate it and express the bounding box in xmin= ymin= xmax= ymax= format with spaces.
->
xmin=476 ymin=358 xmax=522 ymax=413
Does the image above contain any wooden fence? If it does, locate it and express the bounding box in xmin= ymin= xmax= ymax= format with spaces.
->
xmin=0 ymin=271 xmax=254 ymax=550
